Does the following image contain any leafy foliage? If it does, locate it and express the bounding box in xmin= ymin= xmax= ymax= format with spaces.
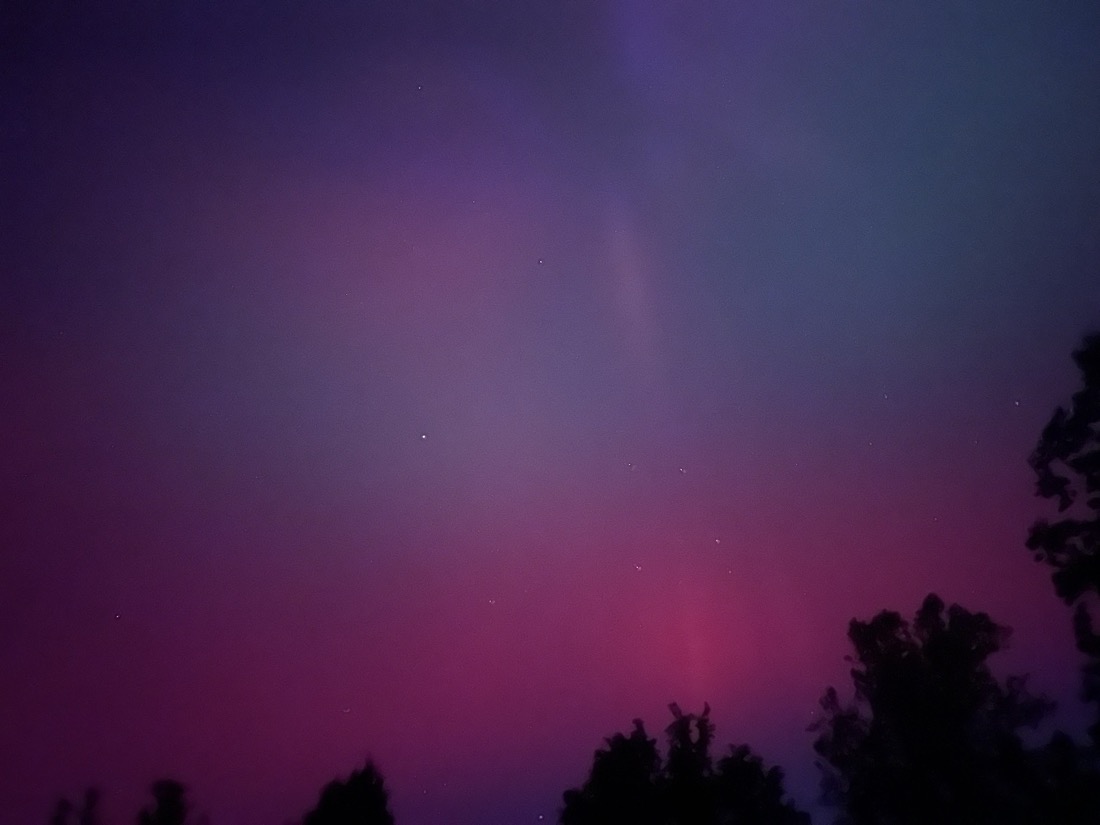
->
xmin=303 ymin=760 xmax=394 ymax=825
xmin=714 ymin=745 xmax=809 ymax=825
xmin=562 ymin=718 xmax=662 ymax=825
xmin=812 ymin=594 xmax=1055 ymax=825
xmin=561 ymin=704 xmax=808 ymax=825
xmin=1027 ymin=332 xmax=1100 ymax=742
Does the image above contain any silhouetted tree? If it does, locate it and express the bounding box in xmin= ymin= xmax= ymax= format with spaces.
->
xmin=137 ymin=779 xmax=189 ymax=825
xmin=812 ymin=594 xmax=1052 ymax=825
xmin=1032 ymin=731 xmax=1100 ymax=821
xmin=561 ymin=704 xmax=808 ymax=825
xmin=303 ymin=760 xmax=394 ymax=825
xmin=1027 ymin=331 xmax=1100 ymax=744
xmin=714 ymin=746 xmax=809 ymax=825
xmin=562 ymin=718 xmax=663 ymax=825
xmin=663 ymin=703 xmax=716 ymax=825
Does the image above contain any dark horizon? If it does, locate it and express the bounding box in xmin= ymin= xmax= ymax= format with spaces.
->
xmin=35 ymin=577 xmax=1100 ymax=825
xmin=4 ymin=2 xmax=1100 ymax=823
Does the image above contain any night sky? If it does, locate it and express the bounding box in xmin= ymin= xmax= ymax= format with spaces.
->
xmin=4 ymin=2 xmax=1100 ymax=823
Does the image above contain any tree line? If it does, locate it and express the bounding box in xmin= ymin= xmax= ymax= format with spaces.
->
xmin=48 ymin=333 xmax=1100 ymax=823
